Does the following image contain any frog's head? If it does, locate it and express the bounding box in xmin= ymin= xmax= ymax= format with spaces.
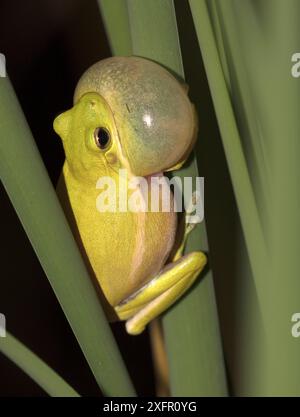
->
xmin=54 ymin=91 xmax=126 ymax=181
xmin=54 ymin=56 xmax=196 ymax=180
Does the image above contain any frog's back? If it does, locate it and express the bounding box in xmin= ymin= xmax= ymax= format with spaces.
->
xmin=58 ymin=169 xmax=177 ymax=307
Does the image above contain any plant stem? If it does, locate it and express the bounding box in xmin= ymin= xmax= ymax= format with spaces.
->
xmin=189 ymin=0 xmax=267 ymax=308
xmin=0 ymin=332 xmax=79 ymax=397
xmin=126 ymin=0 xmax=227 ymax=396
xmin=97 ymin=0 xmax=132 ymax=56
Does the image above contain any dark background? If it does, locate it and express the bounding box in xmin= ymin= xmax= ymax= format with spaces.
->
xmin=0 ymin=0 xmax=245 ymax=396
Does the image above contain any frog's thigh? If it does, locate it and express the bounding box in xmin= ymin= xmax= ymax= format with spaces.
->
xmin=116 ymin=251 xmax=206 ymax=335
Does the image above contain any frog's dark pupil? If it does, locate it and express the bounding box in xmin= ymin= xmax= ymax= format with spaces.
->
xmin=95 ymin=127 xmax=110 ymax=149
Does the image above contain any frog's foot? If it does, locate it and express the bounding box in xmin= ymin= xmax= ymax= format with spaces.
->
xmin=115 ymin=251 xmax=207 ymax=335
xmin=173 ymin=191 xmax=201 ymax=262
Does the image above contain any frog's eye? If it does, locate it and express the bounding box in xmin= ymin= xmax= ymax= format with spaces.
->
xmin=94 ymin=127 xmax=111 ymax=149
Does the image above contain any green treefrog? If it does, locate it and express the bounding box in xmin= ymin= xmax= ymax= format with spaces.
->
xmin=54 ymin=56 xmax=207 ymax=335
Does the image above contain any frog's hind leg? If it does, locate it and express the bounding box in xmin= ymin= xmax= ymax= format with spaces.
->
xmin=115 ymin=251 xmax=206 ymax=335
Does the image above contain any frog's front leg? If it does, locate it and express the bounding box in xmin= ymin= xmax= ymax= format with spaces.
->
xmin=115 ymin=250 xmax=207 ymax=335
